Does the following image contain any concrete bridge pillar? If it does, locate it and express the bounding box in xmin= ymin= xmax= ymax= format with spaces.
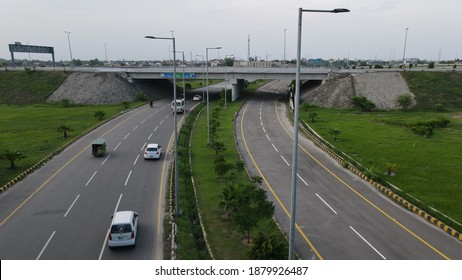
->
xmin=231 ymin=79 xmax=245 ymax=101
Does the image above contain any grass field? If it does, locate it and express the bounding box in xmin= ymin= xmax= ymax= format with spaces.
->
xmin=297 ymin=72 xmax=462 ymax=227
xmin=0 ymin=70 xmax=68 ymax=104
xmin=299 ymin=74 xmax=462 ymax=228
xmin=403 ymin=71 xmax=462 ymax=109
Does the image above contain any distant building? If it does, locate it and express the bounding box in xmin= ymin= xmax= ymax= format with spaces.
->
xmin=233 ymin=60 xmax=275 ymax=67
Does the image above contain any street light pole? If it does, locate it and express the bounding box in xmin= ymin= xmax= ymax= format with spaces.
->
xmin=224 ymin=54 xmax=234 ymax=108
xmin=206 ymin=47 xmax=221 ymax=145
xmin=196 ymin=55 xmax=206 ymax=101
xmin=284 ymin=29 xmax=287 ymax=68
xmin=290 ymin=7 xmax=350 ymax=260
xmin=402 ymin=28 xmax=409 ymax=71
xmin=145 ymin=35 xmax=180 ymax=216
xmin=176 ymin=51 xmax=186 ymax=116
xmin=64 ymin=31 xmax=73 ymax=68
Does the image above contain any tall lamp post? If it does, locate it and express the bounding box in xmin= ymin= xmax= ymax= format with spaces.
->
xmin=206 ymin=46 xmax=221 ymax=145
xmin=290 ymin=7 xmax=350 ymax=260
xmin=196 ymin=55 xmax=206 ymax=102
xmin=176 ymin=51 xmax=186 ymax=116
xmin=145 ymin=35 xmax=180 ymax=216
xmin=402 ymin=28 xmax=409 ymax=71
xmin=224 ymin=54 xmax=234 ymax=108
xmin=64 ymin=31 xmax=73 ymax=68
xmin=283 ymin=29 xmax=287 ymax=68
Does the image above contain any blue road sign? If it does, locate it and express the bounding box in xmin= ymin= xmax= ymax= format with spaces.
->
xmin=161 ymin=73 xmax=196 ymax=78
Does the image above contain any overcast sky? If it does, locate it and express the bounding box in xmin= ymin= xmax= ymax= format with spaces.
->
xmin=1 ymin=0 xmax=461 ymax=62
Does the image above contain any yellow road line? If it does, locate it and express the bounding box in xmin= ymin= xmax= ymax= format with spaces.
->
xmin=240 ymin=102 xmax=323 ymax=260
xmin=274 ymin=101 xmax=450 ymax=260
xmin=0 ymin=107 xmax=148 ymax=227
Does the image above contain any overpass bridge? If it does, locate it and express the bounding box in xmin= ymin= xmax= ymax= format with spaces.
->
xmin=114 ymin=66 xmax=331 ymax=101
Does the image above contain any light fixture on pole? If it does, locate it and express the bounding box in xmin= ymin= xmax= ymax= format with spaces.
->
xmin=206 ymin=46 xmax=222 ymax=145
xmin=290 ymin=7 xmax=350 ymax=260
xmin=145 ymin=35 xmax=180 ymax=216
xmin=64 ymin=31 xmax=73 ymax=68
xmin=224 ymin=54 xmax=234 ymax=108
xmin=402 ymin=28 xmax=409 ymax=71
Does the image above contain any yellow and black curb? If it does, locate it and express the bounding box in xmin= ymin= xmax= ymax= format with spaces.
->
xmin=347 ymin=165 xmax=462 ymax=242
xmin=1 ymin=133 xmax=86 ymax=193
xmin=298 ymin=119 xmax=462 ymax=243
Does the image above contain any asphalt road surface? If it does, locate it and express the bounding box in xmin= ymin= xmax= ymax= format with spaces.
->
xmin=235 ymin=80 xmax=462 ymax=260
xmin=0 ymin=98 xmax=180 ymax=260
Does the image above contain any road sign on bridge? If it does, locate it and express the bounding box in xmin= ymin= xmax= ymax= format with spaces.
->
xmin=161 ymin=73 xmax=196 ymax=78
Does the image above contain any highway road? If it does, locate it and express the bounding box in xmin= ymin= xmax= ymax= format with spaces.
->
xmin=0 ymin=98 xmax=179 ymax=260
xmin=235 ymin=80 xmax=462 ymax=260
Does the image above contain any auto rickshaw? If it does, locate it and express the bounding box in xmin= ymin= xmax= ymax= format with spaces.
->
xmin=92 ymin=139 xmax=106 ymax=156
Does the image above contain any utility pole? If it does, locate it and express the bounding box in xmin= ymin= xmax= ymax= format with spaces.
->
xmin=248 ymin=34 xmax=251 ymax=62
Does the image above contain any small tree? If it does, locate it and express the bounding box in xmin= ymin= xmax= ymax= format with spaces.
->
xmin=219 ymin=183 xmax=274 ymax=243
xmin=330 ymin=128 xmax=341 ymax=141
xmin=61 ymin=98 xmax=71 ymax=108
xmin=94 ymin=111 xmax=106 ymax=120
xmin=2 ymin=150 xmax=26 ymax=170
xmin=57 ymin=125 xmax=73 ymax=138
xmin=122 ymin=101 xmax=130 ymax=109
xmin=396 ymin=93 xmax=413 ymax=111
xmin=435 ymin=103 xmax=445 ymax=112
xmin=235 ymin=185 xmax=274 ymax=243
xmin=308 ymin=112 xmax=319 ymax=122
xmin=351 ymin=96 xmax=376 ymax=112
xmin=137 ymin=91 xmax=148 ymax=101
xmin=215 ymin=161 xmax=233 ymax=179
xmin=248 ymin=231 xmax=288 ymax=260
xmin=385 ymin=163 xmax=397 ymax=176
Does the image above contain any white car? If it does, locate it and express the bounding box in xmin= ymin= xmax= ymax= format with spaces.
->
xmin=144 ymin=143 xmax=162 ymax=159
xmin=107 ymin=211 xmax=139 ymax=248
xmin=193 ymin=95 xmax=203 ymax=101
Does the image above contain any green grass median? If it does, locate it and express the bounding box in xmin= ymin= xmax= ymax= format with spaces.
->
xmin=174 ymin=90 xmax=287 ymax=259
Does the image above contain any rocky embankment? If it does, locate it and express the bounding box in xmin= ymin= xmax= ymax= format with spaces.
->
xmin=47 ymin=72 xmax=171 ymax=104
xmin=301 ymin=71 xmax=415 ymax=110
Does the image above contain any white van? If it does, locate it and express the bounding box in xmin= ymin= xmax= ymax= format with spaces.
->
xmin=107 ymin=211 xmax=139 ymax=248
xmin=171 ymin=99 xmax=185 ymax=113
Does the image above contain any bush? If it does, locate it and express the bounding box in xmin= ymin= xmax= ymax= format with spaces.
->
xmin=247 ymin=231 xmax=287 ymax=260
xmin=136 ymin=91 xmax=148 ymax=101
xmin=411 ymin=125 xmax=433 ymax=137
xmin=351 ymin=96 xmax=376 ymax=112
xmin=396 ymin=93 xmax=413 ymax=111
xmin=61 ymin=98 xmax=71 ymax=107
xmin=94 ymin=111 xmax=106 ymax=120
xmin=308 ymin=112 xmax=319 ymax=122
xmin=121 ymin=101 xmax=130 ymax=109
xmin=435 ymin=103 xmax=445 ymax=112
